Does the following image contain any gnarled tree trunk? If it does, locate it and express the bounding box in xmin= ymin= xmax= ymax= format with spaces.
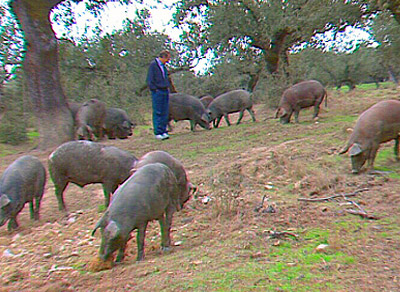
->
xmin=11 ymin=0 xmax=74 ymax=150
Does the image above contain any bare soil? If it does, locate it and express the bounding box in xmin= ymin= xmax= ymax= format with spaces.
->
xmin=1 ymin=86 xmax=400 ymax=291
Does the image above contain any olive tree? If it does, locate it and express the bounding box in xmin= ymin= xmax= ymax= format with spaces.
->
xmin=173 ymin=0 xmax=365 ymax=91
xmin=8 ymin=0 xmax=139 ymax=150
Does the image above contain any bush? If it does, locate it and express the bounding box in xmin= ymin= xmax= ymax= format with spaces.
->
xmin=0 ymin=111 xmax=28 ymax=145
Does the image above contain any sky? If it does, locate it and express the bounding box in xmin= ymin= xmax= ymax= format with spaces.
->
xmin=51 ymin=0 xmax=181 ymax=41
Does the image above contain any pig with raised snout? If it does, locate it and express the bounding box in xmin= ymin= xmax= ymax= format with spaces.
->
xmin=339 ymin=99 xmax=400 ymax=174
xmin=104 ymin=107 xmax=136 ymax=139
xmin=207 ymin=89 xmax=256 ymax=128
xmin=92 ymin=163 xmax=180 ymax=263
xmin=0 ymin=155 xmax=46 ymax=230
xmin=48 ymin=141 xmax=138 ymax=211
xmin=134 ymin=150 xmax=195 ymax=208
xmin=275 ymin=80 xmax=327 ymax=124
xmin=76 ymin=98 xmax=106 ymax=141
xmin=169 ymin=93 xmax=210 ymax=131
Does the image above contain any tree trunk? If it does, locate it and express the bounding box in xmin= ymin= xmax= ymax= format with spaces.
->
xmin=11 ymin=0 xmax=74 ymax=150
xmin=264 ymin=29 xmax=290 ymax=74
xmin=388 ymin=65 xmax=399 ymax=85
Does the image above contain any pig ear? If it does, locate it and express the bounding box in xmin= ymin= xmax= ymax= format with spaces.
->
xmin=105 ymin=220 xmax=120 ymax=239
xmin=122 ymin=121 xmax=130 ymax=128
xmin=349 ymin=143 xmax=363 ymax=156
xmin=0 ymin=195 xmax=11 ymax=208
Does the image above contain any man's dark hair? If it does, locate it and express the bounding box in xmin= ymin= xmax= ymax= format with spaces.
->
xmin=159 ymin=50 xmax=170 ymax=58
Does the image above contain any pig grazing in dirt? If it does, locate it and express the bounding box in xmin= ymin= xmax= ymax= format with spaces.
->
xmin=199 ymin=95 xmax=214 ymax=108
xmin=134 ymin=150 xmax=194 ymax=208
xmin=275 ymin=80 xmax=327 ymax=124
xmin=104 ymin=107 xmax=136 ymax=139
xmin=76 ymin=99 xmax=106 ymax=141
xmin=207 ymin=89 xmax=256 ymax=128
xmin=48 ymin=141 xmax=138 ymax=211
xmin=169 ymin=93 xmax=210 ymax=131
xmin=339 ymin=100 xmax=400 ymax=174
xmin=92 ymin=163 xmax=180 ymax=263
xmin=0 ymin=155 xmax=46 ymax=231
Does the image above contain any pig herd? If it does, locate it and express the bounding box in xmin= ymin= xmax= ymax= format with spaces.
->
xmin=0 ymin=141 xmax=194 ymax=270
xmin=69 ymin=99 xmax=136 ymax=141
xmin=1 ymin=80 xmax=399 ymax=271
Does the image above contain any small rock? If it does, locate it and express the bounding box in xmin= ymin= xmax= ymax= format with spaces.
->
xmin=67 ymin=217 xmax=76 ymax=224
xmin=264 ymin=184 xmax=274 ymax=190
xmin=316 ymin=244 xmax=329 ymax=253
xmin=44 ymin=253 xmax=52 ymax=258
xmin=3 ymin=249 xmax=15 ymax=258
xmin=174 ymin=241 xmax=183 ymax=246
xmin=202 ymin=196 xmax=211 ymax=204
xmin=12 ymin=233 xmax=21 ymax=242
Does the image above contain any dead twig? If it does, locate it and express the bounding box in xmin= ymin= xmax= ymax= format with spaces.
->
xmin=345 ymin=209 xmax=379 ymax=220
xmin=297 ymin=188 xmax=369 ymax=202
xmin=266 ymin=230 xmax=299 ymax=240
xmin=254 ymin=195 xmax=267 ymax=212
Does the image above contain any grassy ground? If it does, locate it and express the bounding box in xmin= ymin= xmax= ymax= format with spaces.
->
xmin=0 ymin=84 xmax=400 ymax=291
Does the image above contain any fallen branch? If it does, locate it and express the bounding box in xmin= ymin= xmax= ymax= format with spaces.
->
xmin=254 ymin=195 xmax=267 ymax=212
xmin=345 ymin=209 xmax=379 ymax=220
xmin=298 ymin=188 xmax=369 ymax=202
xmin=266 ymin=230 xmax=299 ymax=240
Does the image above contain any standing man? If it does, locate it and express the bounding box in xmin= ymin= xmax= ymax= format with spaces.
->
xmin=147 ymin=50 xmax=171 ymax=140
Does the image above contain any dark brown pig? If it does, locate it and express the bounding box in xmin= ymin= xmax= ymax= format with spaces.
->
xmin=134 ymin=150 xmax=194 ymax=208
xmin=207 ymin=89 xmax=256 ymax=128
xmin=92 ymin=163 xmax=180 ymax=263
xmin=0 ymin=156 xmax=46 ymax=230
xmin=48 ymin=141 xmax=138 ymax=211
xmin=339 ymin=99 xmax=400 ymax=174
xmin=169 ymin=93 xmax=210 ymax=131
xmin=104 ymin=107 xmax=136 ymax=139
xmin=76 ymin=98 xmax=106 ymax=140
xmin=275 ymin=80 xmax=327 ymax=124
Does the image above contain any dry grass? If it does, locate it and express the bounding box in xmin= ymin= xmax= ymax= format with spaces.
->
xmin=0 ymin=84 xmax=400 ymax=291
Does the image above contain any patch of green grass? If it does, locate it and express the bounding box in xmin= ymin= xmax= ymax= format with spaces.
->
xmin=27 ymin=131 xmax=39 ymax=137
xmin=175 ymin=228 xmax=352 ymax=291
xmin=325 ymin=115 xmax=358 ymax=123
xmin=97 ymin=204 xmax=106 ymax=213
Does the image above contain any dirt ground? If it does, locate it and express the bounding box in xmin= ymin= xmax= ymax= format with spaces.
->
xmin=1 ymin=86 xmax=400 ymax=291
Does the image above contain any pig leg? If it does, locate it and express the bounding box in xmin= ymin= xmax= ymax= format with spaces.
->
xmin=136 ymin=223 xmax=148 ymax=261
xmin=313 ymin=104 xmax=320 ymax=119
xmin=54 ymin=181 xmax=68 ymax=211
xmin=236 ymin=110 xmax=244 ymax=125
xmin=158 ymin=212 xmax=172 ymax=251
xmin=189 ymin=120 xmax=195 ymax=131
xmin=395 ymin=136 xmax=399 ymax=161
xmin=29 ymin=201 xmax=35 ymax=220
xmin=247 ymin=108 xmax=256 ymax=122
xmin=214 ymin=117 xmax=222 ymax=128
xmin=32 ymin=192 xmax=43 ymax=220
xmin=294 ymin=110 xmax=300 ymax=123
xmin=99 ymin=230 xmax=106 ymax=257
xmin=223 ymin=114 xmax=231 ymax=126
xmin=367 ymin=145 xmax=380 ymax=172
xmin=102 ymin=183 xmax=116 ymax=207
xmin=7 ymin=217 xmax=18 ymax=231
xmin=115 ymin=239 xmax=128 ymax=262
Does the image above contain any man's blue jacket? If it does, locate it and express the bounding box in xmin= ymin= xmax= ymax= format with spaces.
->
xmin=147 ymin=59 xmax=170 ymax=92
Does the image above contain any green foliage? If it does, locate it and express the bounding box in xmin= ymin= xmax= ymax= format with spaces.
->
xmin=0 ymin=76 xmax=28 ymax=145
xmin=58 ymin=14 xmax=173 ymax=124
